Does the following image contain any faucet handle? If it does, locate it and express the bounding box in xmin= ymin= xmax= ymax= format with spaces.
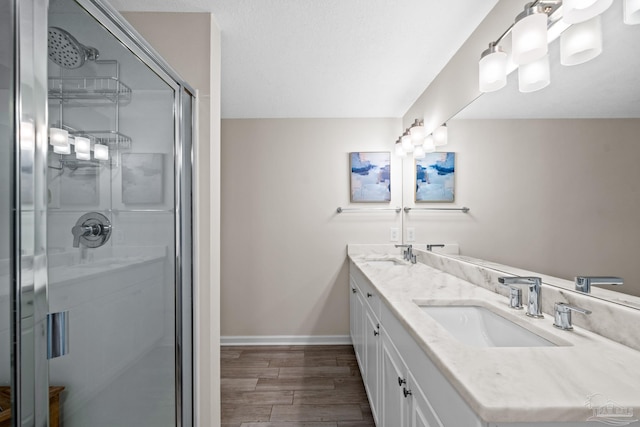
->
xmin=499 ymin=283 xmax=523 ymax=310
xmin=574 ymin=276 xmax=623 ymax=293
xmin=553 ymin=302 xmax=592 ymax=330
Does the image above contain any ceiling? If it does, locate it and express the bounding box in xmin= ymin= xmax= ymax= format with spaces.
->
xmin=108 ymin=0 xmax=499 ymax=119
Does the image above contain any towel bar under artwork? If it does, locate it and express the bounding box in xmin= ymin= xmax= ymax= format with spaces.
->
xmin=350 ymin=152 xmax=391 ymax=203
xmin=415 ymin=152 xmax=455 ymax=203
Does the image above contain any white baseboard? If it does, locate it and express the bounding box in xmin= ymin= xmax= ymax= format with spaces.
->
xmin=220 ymin=335 xmax=352 ymax=346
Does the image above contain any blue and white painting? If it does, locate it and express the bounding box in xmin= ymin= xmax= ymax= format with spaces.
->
xmin=350 ymin=152 xmax=391 ymax=202
xmin=416 ymin=152 xmax=455 ymax=202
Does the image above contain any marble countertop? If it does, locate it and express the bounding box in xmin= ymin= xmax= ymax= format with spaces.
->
xmin=348 ymin=248 xmax=640 ymax=424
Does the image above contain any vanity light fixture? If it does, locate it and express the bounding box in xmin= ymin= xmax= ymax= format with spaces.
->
xmin=560 ymin=15 xmax=603 ymax=65
xmin=479 ymin=43 xmax=508 ymax=92
xmin=74 ymin=136 xmax=91 ymax=160
xmin=413 ymin=144 xmax=426 ymax=159
xmin=94 ymin=143 xmax=109 ymax=160
xmin=562 ymin=0 xmax=612 ymax=24
xmin=423 ymin=134 xmax=436 ymax=152
xmin=512 ymin=3 xmax=549 ymax=65
xmin=409 ymin=119 xmax=427 ymax=143
xmin=624 ymin=0 xmax=640 ymax=24
xmin=478 ymin=0 xmax=618 ymax=93
xmin=433 ymin=124 xmax=448 ymax=146
xmin=518 ymin=54 xmax=551 ymax=92
xmin=53 ymin=139 xmax=72 ymax=154
xmin=401 ymin=130 xmax=414 ymax=152
xmin=49 ymin=127 xmax=69 ymax=147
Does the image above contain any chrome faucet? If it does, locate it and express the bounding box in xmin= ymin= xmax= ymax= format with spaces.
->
xmin=553 ymin=302 xmax=591 ymax=330
xmin=498 ymin=276 xmax=544 ymax=318
xmin=574 ymin=276 xmax=623 ymax=293
xmin=426 ymin=244 xmax=445 ymax=252
xmin=395 ymin=244 xmax=416 ymax=264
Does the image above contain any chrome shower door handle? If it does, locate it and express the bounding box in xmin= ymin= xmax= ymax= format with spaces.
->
xmin=47 ymin=311 xmax=70 ymax=359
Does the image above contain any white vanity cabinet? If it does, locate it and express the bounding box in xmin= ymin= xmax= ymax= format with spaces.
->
xmin=350 ymin=267 xmax=382 ymax=424
xmin=350 ymin=261 xmax=483 ymax=427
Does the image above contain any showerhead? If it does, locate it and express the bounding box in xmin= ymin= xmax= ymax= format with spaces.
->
xmin=48 ymin=27 xmax=99 ymax=69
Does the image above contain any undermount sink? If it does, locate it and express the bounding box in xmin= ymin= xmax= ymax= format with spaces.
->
xmin=364 ymin=258 xmax=405 ymax=268
xmin=419 ymin=304 xmax=556 ymax=348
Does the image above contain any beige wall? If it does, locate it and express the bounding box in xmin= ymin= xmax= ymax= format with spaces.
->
xmin=221 ymin=118 xmax=401 ymax=337
xmin=123 ymin=12 xmax=221 ymax=426
xmin=405 ymin=118 xmax=640 ymax=297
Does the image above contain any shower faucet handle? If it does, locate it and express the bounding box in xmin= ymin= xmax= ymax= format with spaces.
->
xmin=71 ymin=212 xmax=112 ymax=248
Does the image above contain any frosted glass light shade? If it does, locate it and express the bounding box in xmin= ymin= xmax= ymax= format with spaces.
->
xmin=76 ymin=151 xmax=91 ymax=160
xmin=423 ymin=135 xmax=436 ymax=153
xmin=401 ymin=133 xmax=414 ymax=152
xmin=518 ymin=54 xmax=550 ymax=92
xmin=410 ymin=120 xmax=427 ymax=143
xmin=625 ymin=0 xmax=640 ymax=24
xmin=561 ymin=16 xmax=603 ymax=66
xmin=53 ymin=135 xmax=71 ymax=154
xmin=94 ymin=144 xmax=109 ymax=160
xmin=413 ymin=144 xmax=425 ymax=159
xmin=74 ymin=136 xmax=90 ymax=154
xmin=562 ymin=0 xmax=613 ymax=24
xmin=479 ymin=45 xmax=507 ymax=92
xmin=512 ymin=8 xmax=548 ymax=65
xmin=433 ymin=125 xmax=448 ymax=146
xmin=49 ymin=127 xmax=69 ymax=147
xmin=395 ymin=141 xmax=406 ymax=157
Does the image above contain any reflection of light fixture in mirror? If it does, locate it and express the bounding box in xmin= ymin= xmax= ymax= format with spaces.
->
xmin=49 ymin=127 xmax=68 ymax=147
xmin=625 ymin=0 xmax=640 ymax=24
xmin=512 ymin=4 xmax=548 ymax=65
xmin=94 ymin=144 xmax=109 ymax=160
xmin=74 ymin=136 xmax=90 ymax=159
xmin=409 ymin=119 xmax=427 ymax=143
xmin=518 ymin=54 xmax=550 ymax=92
xmin=401 ymin=130 xmax=414 ymax=152
xmin=562 ymin=0 xmax=612 ymax=24
xmin=433 ymin=124 xmax=448 ymax=146
xmin=479 ymin=43 xmax=507 ymax=93
xmin=423 ymin=134 xmax=436 ymax=152
xmin=53 ymin=138 xmax=71 ymax=154
xmin=413 ymin=144 xmax=425 ymax=159
xmin=395 ymin=138 xmax=406 ymax=157
xmin=561 ymin=16 xmax=603 ymax=65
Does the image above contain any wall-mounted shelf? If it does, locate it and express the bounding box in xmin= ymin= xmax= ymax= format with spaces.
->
xmin=48 ymin=76 xmax=132 ymax=105
xmin=70 ymin=130 xmax=132 ymax=149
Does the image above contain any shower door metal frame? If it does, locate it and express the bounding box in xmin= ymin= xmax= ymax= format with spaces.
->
xmin=10 ymin=0 xmax=196 ymax=425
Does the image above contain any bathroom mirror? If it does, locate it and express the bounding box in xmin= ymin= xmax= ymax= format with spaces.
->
xmin=440 ymin=1 xmax=640 ymax=307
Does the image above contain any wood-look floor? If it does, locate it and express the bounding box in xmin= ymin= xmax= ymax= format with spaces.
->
xmin=221 ymin=345 xmax=375 ymax=427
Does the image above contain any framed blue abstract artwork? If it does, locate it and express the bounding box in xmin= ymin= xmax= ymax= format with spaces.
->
xmin=415 ymin=152 xmax=455 ymax=202
xmin=350 ymin=152 xmax=391 ymax=202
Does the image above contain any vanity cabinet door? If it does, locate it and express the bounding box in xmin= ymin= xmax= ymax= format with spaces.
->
xmin=364 ymin=309 xmax=380 ymax=423
xmin=407 ymin=370 xmax=443 ymax=427
xmin=381 ymin=328 xmax=409 ymax=427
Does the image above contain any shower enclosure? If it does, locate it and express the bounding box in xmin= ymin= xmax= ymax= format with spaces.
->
xmin=2 ymin=0 xmax=194 ymax=426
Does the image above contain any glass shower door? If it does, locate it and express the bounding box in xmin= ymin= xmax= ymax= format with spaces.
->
xmin=45 ymin=0 xmax=192 ymax=426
